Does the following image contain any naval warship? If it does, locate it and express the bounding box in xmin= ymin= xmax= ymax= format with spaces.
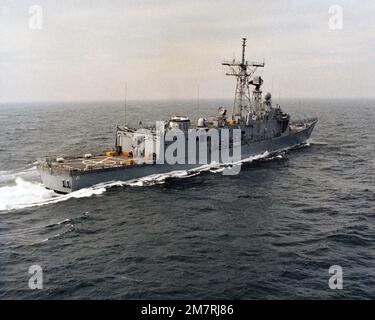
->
xmin=37 ymin=38 xmax=317 ymax=194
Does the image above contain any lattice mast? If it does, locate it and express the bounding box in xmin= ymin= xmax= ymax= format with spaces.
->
xmin=222 ymin=38 xmax=265 ymax=120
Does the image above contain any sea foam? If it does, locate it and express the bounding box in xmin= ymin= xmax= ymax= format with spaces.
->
xmin=0 ymin=151 xmax=277 ymax=211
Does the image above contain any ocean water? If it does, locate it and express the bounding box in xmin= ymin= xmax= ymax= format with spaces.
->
xmin=0 ymin=99 xmax=374 ymax=299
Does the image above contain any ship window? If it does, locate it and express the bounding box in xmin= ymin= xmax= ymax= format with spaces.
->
xmin=62 ymin=180 xmax=66 ymax=188
xmin=66 ymin=181 xmax=71 ymax=188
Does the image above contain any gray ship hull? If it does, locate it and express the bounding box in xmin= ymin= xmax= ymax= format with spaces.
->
xmin=38 ymin=121 xmax=316 ymax=194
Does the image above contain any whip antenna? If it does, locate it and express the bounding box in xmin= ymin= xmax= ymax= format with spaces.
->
xmin=197 ymin=85 xmax=200 ymax=117
xmin=124 ymin=82 xmax=128 ymax=127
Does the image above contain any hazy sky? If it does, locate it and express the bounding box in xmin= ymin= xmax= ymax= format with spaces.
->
xmin=1 ymin=0 xmax=374 ymax=102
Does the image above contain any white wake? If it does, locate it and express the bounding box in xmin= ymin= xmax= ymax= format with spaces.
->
xmin=0 ymin=151 xmax=276 ymax=211
xmin=0 ymin=177 xmax=57 ymax=211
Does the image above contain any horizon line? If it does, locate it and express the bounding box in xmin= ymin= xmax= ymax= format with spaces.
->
xmin=2 ymin=96 xmax=375 ymax=106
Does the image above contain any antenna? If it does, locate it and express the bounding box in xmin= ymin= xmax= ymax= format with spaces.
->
xmin=124 ymin=82 xmax=128 ymax=127
xmin=197 ymin=85 xmax=200 ymax=117
xmin=241 ymin=37 xmax=246 ymax=65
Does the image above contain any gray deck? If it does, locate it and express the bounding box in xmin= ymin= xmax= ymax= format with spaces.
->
xmin=39 ymin=155 xmax=135 ymax=172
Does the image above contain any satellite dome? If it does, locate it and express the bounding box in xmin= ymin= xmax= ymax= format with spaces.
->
xmin=218 ymin=106 xmax=227 ymax=116
xmin=197 ymin=118 xmax=208 ymax=127
xmin=265 ymin=92 xmax=272 ymax=101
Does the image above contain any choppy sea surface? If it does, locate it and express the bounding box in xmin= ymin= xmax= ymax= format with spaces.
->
xmin=0 ymin=99 xmax=374 ymax=299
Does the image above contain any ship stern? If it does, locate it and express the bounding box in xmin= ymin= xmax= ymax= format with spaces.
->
xmin=37 ymin=160 xmax=73 ymax=194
